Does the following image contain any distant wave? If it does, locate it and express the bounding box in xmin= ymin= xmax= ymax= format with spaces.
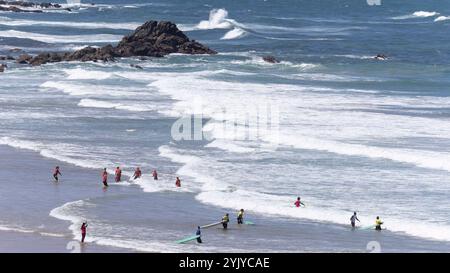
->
xmin=0 ymin=30 xmax=122 ymax=43
xmin=178 ymin=8 xmax=247 ymax=40
xmin=78 ymin=99 xmax=157 ymax=112
xmin=392 ymin=11 xmax=440 ymax=20
xmin=221 ymin=27 xmax=247 ymax=40
xmin=0 ymin=16 xmax=139 ymax=30
xmin=434 ymin=16 xmax=450 ymax=22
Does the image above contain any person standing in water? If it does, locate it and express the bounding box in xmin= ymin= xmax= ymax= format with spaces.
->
xmin=375 ymin=216 xmax=384 ymax=231
xmin=175 ymin=177 xmax=181 ymax=187
xmin=102 ymin=168 xmax=108 ymax=187
xmin=237 ymin=209 xmax=244 ymax=224
xmin=133 ymin=167 xmax=142 ymax=180
xmin=53 ymin=166 xmax=62 ymax=182
xmin=115 ymin=167 xmax=122 ymax=182
xmin=196 ymin=226 xmax=202 ymax=243
xmin=350 ymin=212 xmax=360 ymax=229
xmin=81 ymin=222 xmax=88 ymax=243
xmin=152 ymin=170 xmax=158 ymax=180
xmin=222 ymin=213 xmax=230 ymax=229
xmin=294 ymin=197 xmax=305 ymax=207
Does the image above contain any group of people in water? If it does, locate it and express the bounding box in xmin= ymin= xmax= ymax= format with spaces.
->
xmin=53 ymin=166 xmax=384 ymax=244
xmin=53 ymin=165 xmax=182 ymax=188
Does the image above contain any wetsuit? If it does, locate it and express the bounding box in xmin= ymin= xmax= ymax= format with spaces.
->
xmin=102 ymin=172 xmax=108 ymax=187
xmin=294 ymin=199 xmax=304 ymax=207
xmin=222 ymin=215 xmax=230 ymax=229
xmin=237 ymin=211 xmax=244 ymax=224
xmin=350 ymin=214 xmax=359 ymax=228
xmin=375 ymin=219 xmax=383 ymax=231
xmin=53 ymin=168 xmax=61 ymax=182
xmin=81 ymin=223 xmax=87 ymax=243
xmin=133 ymin=169 xmax=142 ymax=180
xmin=196 ymin=228 xmax=202 ymax=243
xmin=115 ymin=169 xmax=122 ymax=182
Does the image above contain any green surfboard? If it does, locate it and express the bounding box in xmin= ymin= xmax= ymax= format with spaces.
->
xmin=175 ymin=235 xmax=200 ymax=244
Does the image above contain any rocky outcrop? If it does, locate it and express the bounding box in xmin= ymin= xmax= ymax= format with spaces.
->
xmin=23 ymin=21 xmax=217 ymax=66
xmin=0 ymin=1 xmax=69 ymax=13
xmin=16 ymin=54 xmax=33 ymax=64
xmin=0 ymin=55 xmax=15 ymax=60
xmin=262 ymin=55 xmax=281 ymax=64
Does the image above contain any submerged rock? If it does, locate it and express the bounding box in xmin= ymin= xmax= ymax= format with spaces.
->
xmin=262 ymin=55 xmax=281 ymax=64
xmin=24 ymin=21 xmax=217 ymax=66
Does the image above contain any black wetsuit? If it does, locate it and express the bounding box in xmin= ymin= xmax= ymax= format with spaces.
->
xmin=196 ymin=229 xmax=202 ymax=243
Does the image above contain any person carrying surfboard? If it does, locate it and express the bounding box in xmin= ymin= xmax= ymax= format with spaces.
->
xmin=222 ymin=213 xmax=230 ymax=229
xmin=102 ymin=168 xmax=108 ymax=187
xmin=350 ymin=212 xmax=360 ymax=229
xmin=375 ymin=216 xmax=384 ymax=231
xmin=175 ymin=177 xmax=181 ymax=187
xmin=81 ymin=222 xmax=88 ymax=243
xmin=196 ymin=226 xmax=202 ymax=243
xmin=237 ymin=209 xmax=244 ymax=224
xmin=133 ymin=167 xmax=142 ymax=180
xmin=115 ymin=167 xmax=122 ymax=182
xmin=294 ymin=197 xmax=305 ymax=207
xmin=53 ymin=166 xmax=62 ymax=182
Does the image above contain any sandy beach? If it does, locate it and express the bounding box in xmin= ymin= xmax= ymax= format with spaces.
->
xmin=1 ymin=144 xmax=449 ymax=253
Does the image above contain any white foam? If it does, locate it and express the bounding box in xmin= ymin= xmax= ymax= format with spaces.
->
xmin=78 ymin=99 xmax=157 ymax=112
xmin=64 ymin=68 xmax=113 ymax=80
xmin=196 ymin=8 xmax=233 ymax=30
xmin=40 ymin=81 xmax=137 ymax=97
xmin=221 ymin=27 xmax=247 ymax=40
xmin=0 ymin=30 xmax=122 ymax=43
xmin=393 ymin=11 xmax=440 ymax=20
xmin=434 ymin=16 xmax=450 ymax=22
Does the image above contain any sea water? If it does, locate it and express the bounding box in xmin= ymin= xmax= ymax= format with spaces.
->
xmin=1 ymin=0 xmax=450 ymax=252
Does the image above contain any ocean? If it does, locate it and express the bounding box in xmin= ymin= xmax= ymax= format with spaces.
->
xmin=1 ymin=0 xmax=450 ymax=252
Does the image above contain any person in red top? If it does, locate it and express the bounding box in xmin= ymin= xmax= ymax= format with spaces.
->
xmin=80 ymin=222 xmax=88 ymax=243
xmin=294 ymin=197 xmax=305 ymax=207
xmin=133 ymin=167 xmax=142 ymax=180
xmin=152 ymin=170 xmax=158 ymax=180
xmin=115 ymin=167 xmax=122 ymax=182
xmin=102 ymin=168 xmax=108 ymax=187
xmin=175 ymin=177 xmax=181 ymax=187
xmin=53 ymin=166 xmax=62 ymax=182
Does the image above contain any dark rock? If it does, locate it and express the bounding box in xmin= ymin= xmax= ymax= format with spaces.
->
xmin=130 ymin=64 xmax=143 ymax=70
xmin=0 ymin=1 xmax=66 ymax=13
xmin=0 ymin=63 xmax=7 ymax=72
xmin=16 ymin=54 xmax=33 ymax=64
xmin=27 ymin=20 xmax=216 ymax=66
xmin=374 ymin=54 xmax=387 ymax=60
xmin=0 ymin=55 xmax=15 ymax=60
xmin=262 ymin=55 xmax=281 ymax=64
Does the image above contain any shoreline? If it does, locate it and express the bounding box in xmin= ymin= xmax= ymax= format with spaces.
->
xmin=1 ymin=143 xmax=450 ymax=252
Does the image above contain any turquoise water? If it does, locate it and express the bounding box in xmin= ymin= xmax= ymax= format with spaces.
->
xmin=1 ymin=0 xmax=450 ymax=251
